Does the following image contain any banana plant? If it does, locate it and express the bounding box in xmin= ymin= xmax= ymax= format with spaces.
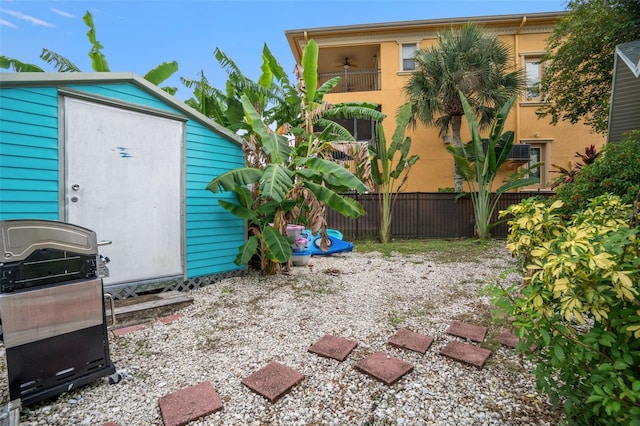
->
xmin=370 ymin=103 xmax=420 ymax=243
xmin=447 ymin=91 xmax=540 ymax=240
xmin=194 ymin=39 xmax=384 ymax=272
xmin=207 ymin=95 xmax=368 ymax=273
xmin=1 ymin=11 xmax=178 ymax=95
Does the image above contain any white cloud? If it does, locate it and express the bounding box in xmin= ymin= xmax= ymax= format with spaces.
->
xmin=51 ymin=8 xmax=75 ymax=19
xmin=0 ymin=19 xmax=18 ymax=29
xmin=0 ymin=8 xmax=55 ymax=27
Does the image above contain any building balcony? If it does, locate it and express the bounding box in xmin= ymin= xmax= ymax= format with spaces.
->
xmin=318 ymin=69 xmax=381 ymax=93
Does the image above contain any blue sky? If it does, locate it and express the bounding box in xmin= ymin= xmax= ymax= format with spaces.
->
xmin=0 ymin=0 xmax=568 ymax=101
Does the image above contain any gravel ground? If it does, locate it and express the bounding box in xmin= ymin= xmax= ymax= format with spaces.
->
xmin=1 ymin=243 xmax=563 ymax=425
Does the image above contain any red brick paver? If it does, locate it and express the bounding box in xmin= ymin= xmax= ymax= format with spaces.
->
xmin=440 ymin=341 xmax=492 ymax=369
xmin=446 ymin=320 xmax=488 ymax=342
xmin=308 ymin=334 xmax=358 ymax=361
xmin=354 ymin=351 xmax=414 ymax=385
xmin=158 ymin=381 xmax=223 ymax=426
xmin=388 ymin=328 xmax=434 ymax=354
xmin=496 ymin=329 xmax=519 ymax=348
xmin=241 ymin=361 xmax=304 ymax=403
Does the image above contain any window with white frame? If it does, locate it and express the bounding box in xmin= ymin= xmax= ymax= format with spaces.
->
xmin=524 ymin=56 xmax=545 ymax=101
xmin=401 ymin=43 xmax=417 ymax=71
xmin=528 ymin=145 xmax=542 ymax=184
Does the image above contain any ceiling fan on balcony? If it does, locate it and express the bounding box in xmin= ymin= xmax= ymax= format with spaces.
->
xmin=338 ymin=57 xmax=358 ymax=69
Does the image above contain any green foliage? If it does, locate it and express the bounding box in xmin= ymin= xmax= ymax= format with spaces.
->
xmin=447 ymin=92 xmax=539 ymax=240
xmin=493 ymin=194 xmax=640 ymax=424
xmin=550 ymin=144 xmax=600 ymax=190
xmin=369 ymin=103 xmax=420 ymax=243
xmin=207 ymin=41 xmax=371 ymax=273
xmin=538 ymin=0 xmax=640 ymax=134
xmin=404 ymin=23 xmax=525 ymax=192
xmin=1 ymin=11 xmax=178 ymax=94
xmin=554 ymin=131 xmax=640 ymax=214
xmin=0 ymin=56 xmax=44 ymax=72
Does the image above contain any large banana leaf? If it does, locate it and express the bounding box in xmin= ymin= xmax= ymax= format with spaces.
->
xmin=262 ymin=226 xmax=291 ymax=263
xmin=297 ymin=157 xmax=368 ymax=193
xmin=303 ymin=181 xmax=364 ymax=219
xmin=241 ymin=95 xmax=291 ymax=163
xmin=314 ymin=119 xmax=357 ymax=141
xmin=39 ymin=50 xmax=80 ymax=72
xmin=83 ymin=11 xmax=110 ymax=72
xmin=234 ymin=236 xmax=259 ymax=265
xmin=144 ymin=61 xmax=179 ymax=86
xmin=295 ymin=168 xmax=351 ymax=192
xmin=206 ymin=168 xmax=263 ymax=193
xmin=0 ymin=56 xmax=44 ymax=72
xmin=301 ymin=40 xmax=319 ymax=109
xmin=316 ymin=76 xmax=341 ymax=98
xmin=218 ymin=199 xmax=258 ymax=221
xmin=232 ymin=186 xmax=254 ymax=209
xmin=262 ymin=43 xmax=288 ymax=83
xmin=323 ymin=104 xmax=386 ymax=122
xmin=260 ymin=164 xmax=293 ymax=203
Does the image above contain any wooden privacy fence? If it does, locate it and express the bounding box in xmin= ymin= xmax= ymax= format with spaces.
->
xmin=326 ymin=192 xmax=554 ymax=241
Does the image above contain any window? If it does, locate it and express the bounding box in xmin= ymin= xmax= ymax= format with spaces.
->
xmin=401 ymin=43 xmax=417 ymax=71
xmin=524 ymin=56 xmax=545 ymax=101
xmin=528 ymin=146 xmax=542 ymax=184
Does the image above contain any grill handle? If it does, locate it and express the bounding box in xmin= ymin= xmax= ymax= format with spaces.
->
xmin=104 ymin=293 xmax=116 ymax=330
xmin=97 ymin=240 xmax=112 ymax=246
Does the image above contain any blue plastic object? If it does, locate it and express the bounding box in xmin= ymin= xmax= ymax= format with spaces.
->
xmin=303 ymin=231 xmax=354 ymax=256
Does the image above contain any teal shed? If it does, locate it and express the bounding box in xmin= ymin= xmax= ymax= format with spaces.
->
xmin=0 ymin=73 xmax=246 ymax=297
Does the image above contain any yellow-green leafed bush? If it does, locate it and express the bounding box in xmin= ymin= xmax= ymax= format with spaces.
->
xmin=492 ymin=194 xmax=640 ymax=425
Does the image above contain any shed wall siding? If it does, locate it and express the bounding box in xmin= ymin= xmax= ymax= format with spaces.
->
xmin=0 ymin=87 xmax=60 ymax=220
xmin=185 ymin=120 xmax=245 ymax=278
xmin=1 ymin=81 xmax=245 ymax=279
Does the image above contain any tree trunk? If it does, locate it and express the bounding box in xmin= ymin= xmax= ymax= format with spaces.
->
xmin=451 ymin=115 xmax=464 ymax=193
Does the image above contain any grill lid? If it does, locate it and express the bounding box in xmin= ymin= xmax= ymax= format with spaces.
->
xmin=1 ymin=220 xmax=97 ymax=262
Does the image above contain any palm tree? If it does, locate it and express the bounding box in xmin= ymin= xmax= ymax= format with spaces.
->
xmin=404 ymin=23 xmax=525 ymax=192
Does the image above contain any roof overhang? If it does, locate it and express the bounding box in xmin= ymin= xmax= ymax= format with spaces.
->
xmin=285 ymin=11 xmax=566 ymax=63
xmin=0 ymin=72 xmax=243 ymax=146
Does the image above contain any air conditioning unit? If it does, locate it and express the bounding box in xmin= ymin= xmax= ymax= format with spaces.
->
xmin=480 ymin=140 xmax=531 ymax=164
xmin=508 ymin=144 xmax=531 ymax=163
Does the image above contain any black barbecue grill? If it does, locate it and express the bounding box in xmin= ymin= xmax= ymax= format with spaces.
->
xmin=0 ymin=219 xmax=116 ymax=407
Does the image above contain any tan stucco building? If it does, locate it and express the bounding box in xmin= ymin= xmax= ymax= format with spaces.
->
xmin=286 ymin=12 xmax=606 ymax=192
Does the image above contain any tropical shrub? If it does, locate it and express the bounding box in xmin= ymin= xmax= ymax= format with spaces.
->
xmin=491 ymin=194 xmax=640 ymax=424
xmin=554 ymin=131 xmax=640 ymax=214
xmin=369 ymin=103 xmax=419 ymax=243
xmin=447 ymin=92 xmax=539 ymax=240
xmin=206 ymin=41 xmax=372 ymax=274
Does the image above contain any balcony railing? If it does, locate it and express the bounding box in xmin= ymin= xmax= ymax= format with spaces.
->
xmin=318 ymin=69 xmax=381 ymax=93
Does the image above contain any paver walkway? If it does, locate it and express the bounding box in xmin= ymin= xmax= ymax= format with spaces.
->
xmin=108 ymin=317 xmax=519 ymax=425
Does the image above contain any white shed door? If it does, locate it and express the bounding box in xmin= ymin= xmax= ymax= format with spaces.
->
xmin=64 ymin=97 xmax=184 ymax=286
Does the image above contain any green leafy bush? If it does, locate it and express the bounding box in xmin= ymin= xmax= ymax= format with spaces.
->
xmin=554 ymin=131 xmax=640 ymax=214
xmin=492 ymin=194 xmax=640 ymax=424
